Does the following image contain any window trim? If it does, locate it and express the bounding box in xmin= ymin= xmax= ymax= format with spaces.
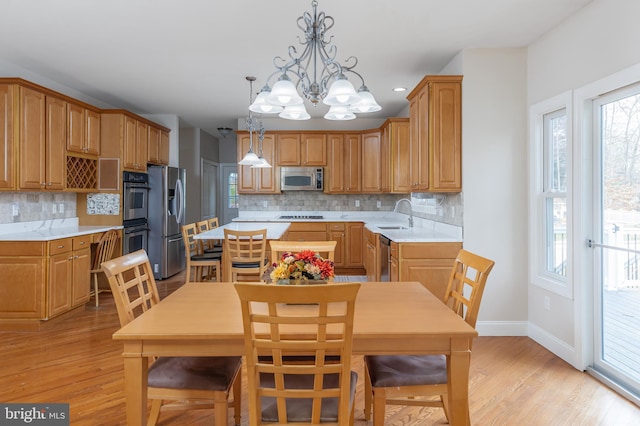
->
xmin=529 ymin=91 xmax=573 ymax=298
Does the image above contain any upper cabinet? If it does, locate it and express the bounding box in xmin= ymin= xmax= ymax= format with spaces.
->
xmin=18 ymin=86 xmax=47 ymax=190
xmin=0 ymin=84 xmax=14 ymax=189
xmin=147 ymin=126 xmax=169 ymax=166
xmin=405 ymin=75 xmax=462 ymax=192
xmin=361 ymin=130 xmax=384 ymax=193
xmin=66 ymin=102 xmax=100 ymax=157
xmin=276 ymin=132 xmax=327 ymax=166
xmin=386 ymin=118 xmax=411 ymax=193
xmin=237 ymin=131 xmax=278 ymax=194
xmin=121 ymin=115 xmax=148 ymax=172
xmin=325 ymin=133 xmax=361 ymax=194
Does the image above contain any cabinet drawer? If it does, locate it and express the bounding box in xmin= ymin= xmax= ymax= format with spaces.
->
xmin=286 ymin=231 xmax=328 ymax=242
xmin=398 ymin=242 xmax=461 ymax=259
xmin=287 ymin=222 xmax=327 ymax=232
xmin=49 ymin=238 xmax=73 ymax=255
xmin=328 ymin=222 xmax=345 ymax=231
xmin=0 ymin=242 xmax=46 ymax=257
xmin=73 ymin=235 xmax=92 ymax=250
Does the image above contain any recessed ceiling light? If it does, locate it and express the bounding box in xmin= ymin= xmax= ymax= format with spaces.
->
xmin=393 ymin=87 xmax=407 ymax=92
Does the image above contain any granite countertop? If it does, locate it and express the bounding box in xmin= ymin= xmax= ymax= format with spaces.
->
xmin=0 ymin=218 xmax=122 ymax=241
xmin=233 ymin=211 xmax=462 ymax=243
xmin=194 ymin=222 xmax=291 ymax=241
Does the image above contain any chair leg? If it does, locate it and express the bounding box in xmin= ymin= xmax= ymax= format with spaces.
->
xmin=214 ymin=262 xmax=221 ymax=282
xmin=364 ymin=363 xmax=372 ymax=420
xmin=232 ymin=372 xmax=242 ymax=426
xmin=93 ymin=273 xmax=99 ymax=307
xmin=441 ymin=394 xmax=451 ymax=423
xmin=214 ymin=396 xmax=228 ymax=426
xmin=372 ymin=387 xmax=386 ymax=426
xmin=147 ymin=399 xmax=162 ymax=426
xmin=185 ymin=263 xmax=192 ymax=283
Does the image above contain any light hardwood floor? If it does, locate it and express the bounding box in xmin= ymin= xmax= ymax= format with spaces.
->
xmin=1 ymin=272 xmax=639 ymax=425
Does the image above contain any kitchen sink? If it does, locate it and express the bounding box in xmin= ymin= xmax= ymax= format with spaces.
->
xmin=377 ymin=226 xmax=409 ymax=230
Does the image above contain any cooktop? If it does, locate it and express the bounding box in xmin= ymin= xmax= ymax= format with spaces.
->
xmin=278 ymin=215 xmax=324 ymax=220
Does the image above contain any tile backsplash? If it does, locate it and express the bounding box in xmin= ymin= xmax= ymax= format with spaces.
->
xmin=0 ymin=192 xmax=77 ymax=224
xmin=239 ymin=192 xmax=463 ymax=226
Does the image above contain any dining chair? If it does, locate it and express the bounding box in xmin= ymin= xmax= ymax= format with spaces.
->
xmin=269 ymin=240 xmax=337 ymax=282
xmin=196 ymin=219 xmax=224 ymax=254
xmin=223 ymin=228 xmax=269 ymax=282
xmin=101 ymin=249 xmax=242 ymax=426
xmin=182 ymin=222 xmax=221 ymax=282
xmin=363 ymin=249 xmax=495 ymax=425
xmin=234 ymin=282 xmax=361 ymax=425
xmin=205 ymin=217 xmax=224 ymax=253
xmin=89 ymin=229 xmax=119 ymax=307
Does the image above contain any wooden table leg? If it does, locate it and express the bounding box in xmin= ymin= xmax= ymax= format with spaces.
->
xmin=122 ymin=342 xmax=148 ymax=426
xmin=448 ymin=338 xmax=472 ymax=426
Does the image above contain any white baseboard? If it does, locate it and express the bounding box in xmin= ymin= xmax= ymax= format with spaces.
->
xmin=528 ymin=322 xmax=579 ymax=369
xmin=475 ymin=320 xmax=528 ymax=336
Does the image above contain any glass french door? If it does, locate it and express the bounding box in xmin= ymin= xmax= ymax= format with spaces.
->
xmin=591 ymin=84 xmax=640 ymax=398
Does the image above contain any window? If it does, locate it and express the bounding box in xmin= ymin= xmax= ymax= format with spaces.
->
xmin=529 ymin=92 xmax=572 ymax=297
xmin=227 ymin=172 xmax=238 ymax=209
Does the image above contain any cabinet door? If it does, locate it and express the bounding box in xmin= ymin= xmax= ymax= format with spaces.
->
xmin=328 ymin=223 xmax=345 ymax=267
xmin=393 ymin=112 xmax=413 ymax=193
xmin=237 ymin=134 xmax=257 ymax=192
xmin=400 ymin=259 xmax=454 ymax=301
xmin=413 ymin=87 xmax=430 ymax=191
xmin=123 ymin=115 xmax=138 ymax=169
xmin=257 ymin=134 xmax=277 ymax=193
xmin=136 ymin=121 xmax=148 ymax=171
xmin=71 ymin=247 xmax=91 ymax=306
xmin=48 ymin=252 xmax=72 ymax=318
xmin=362 ymin=131 xmax=382 ymax=192
xmin=66 ymin=102 xmax=85 ymax=154
xmin=326 ymin=134 xmax=344 ymax=193
xmin=0 ymin=84 xmax=15 ymax=189
xmin=45 ymin=96 xmax=66 ymax=190
xmin=85 ymin=109 xmax=101 ymax=156
xmin=390 ymin=242 xmax=399 ymax=281
xmin=0 ymin=256 xmax=45 ymax=319
xmin=346 ymin=222 xmax=363 ymax=267
xmin=276 ymin=134 xmax=301 ymax=166
xmin=344 ymin=134 xmax=361 ymax=193
xmin=159 ymin=130 xmax=170 ymax=165
xmin=300 ymin=133 xmax=326 ymax=166
xmin=147 ymin=125 xmax=160 ymax=164
xmin=19 ymin=86 xmax=46 ymax=189
xmin=430 ymin=80 xmax=462 ymax=191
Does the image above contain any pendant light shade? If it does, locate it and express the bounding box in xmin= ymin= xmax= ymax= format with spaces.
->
xmin=251 ymin=156 xmax=272 ymax=168
xmin=323 ymin=75 xmax=361 ymax=106
xmin=266 ymin=75 xmax=304 ymax=106
xmin=238 ymin=150 xmax=261 ymax=165
xmin=239 ymin=76 xmax=270 ymax=167
xmin=324 ymin=104 xmax=356 ymax=120
xmin=348 ymin=87 xmax=382 ymax=113
xmin=279 ymin=104 xmax=311 ymax=120
xmin=249 ymin=87 xmax=284 ymax=114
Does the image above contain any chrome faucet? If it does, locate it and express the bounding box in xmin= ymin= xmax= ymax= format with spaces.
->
xmin=394 ymin=198 xmax=414 ymax=228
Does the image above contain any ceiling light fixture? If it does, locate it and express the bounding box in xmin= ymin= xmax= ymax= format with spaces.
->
xmin=238 ymin=76 xmax=269 ymax=167
xmin=250 ymin=0 xmax=380 ymax=120
xmin=217 ymin=127 xmax=233 ymax=139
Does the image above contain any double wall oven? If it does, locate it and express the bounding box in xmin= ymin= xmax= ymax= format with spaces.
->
xmin=122 ymin=171 xmax=149 ymax=255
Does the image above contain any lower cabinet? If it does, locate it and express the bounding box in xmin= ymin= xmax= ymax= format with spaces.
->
xmin=392 ymin=242 xmax=462 ymax=300
xmin=0 ymin=233 xmax=96 ymax=330
xmin=363 ymin=227 xmax=379 ymax=282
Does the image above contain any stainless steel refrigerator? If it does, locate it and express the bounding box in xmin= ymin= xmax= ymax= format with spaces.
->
xmin=147 ymin=165 xmax=186 ymax=280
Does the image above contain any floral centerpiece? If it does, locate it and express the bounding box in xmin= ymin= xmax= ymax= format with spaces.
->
xmin=270 ymin=249 xmax=335 ymax=284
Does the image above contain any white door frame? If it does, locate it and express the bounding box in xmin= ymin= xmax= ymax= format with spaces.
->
xmin=201 ymin=159 xmax=219 ymax=221
xmin=220 ymin=163 xmax=239 ymax=225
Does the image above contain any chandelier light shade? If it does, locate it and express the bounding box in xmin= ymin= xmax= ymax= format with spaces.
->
xmin=239 ymin=76 xmax=270 ymax=167
xmin=249 ymin=0 xmax=380 ymax=120
xmin=324 ymin=104 xmax=355 ymax=121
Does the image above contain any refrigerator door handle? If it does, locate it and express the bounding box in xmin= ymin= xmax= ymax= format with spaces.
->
xmin=175 ymin=178 xmax=184 ymax=225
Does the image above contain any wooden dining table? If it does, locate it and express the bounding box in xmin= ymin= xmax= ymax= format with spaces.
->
xmin=112 ymin=281 xmax=477 ymax=425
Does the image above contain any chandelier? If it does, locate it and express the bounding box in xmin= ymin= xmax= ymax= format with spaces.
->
xmin=239 ymin=76 xmax=271 ymax=168
xmin=249 ymin=0 xmax=380 ymax=121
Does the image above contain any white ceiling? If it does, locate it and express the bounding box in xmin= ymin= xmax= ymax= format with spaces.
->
xmin=0 ymin=0 xmax=593 ymax=136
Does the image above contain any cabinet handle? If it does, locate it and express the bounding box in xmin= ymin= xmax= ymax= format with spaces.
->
xmin=57 ymin=245 xmax=65 ymax=249
xmin=79 ymin=241 xmax=85 ymax=245
xmin=68 ymin=256 xmax=73 ymax=261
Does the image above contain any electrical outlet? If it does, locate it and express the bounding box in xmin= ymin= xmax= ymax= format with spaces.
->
xmin=52 ymin=204 xmax=57 ymax=214
xmin=262 ymin=200 xmax=268 ymax=208
xmin=12 ymin=203 xmax=19 ymax=217
xmin=376 ymin=201 xmax=381 ymax=209
xmin=355 ymin=200 xmax=360 ymax=207
xmin=59 ymin=203 xmax=64 ymax=214
xmin=544 ymin=296 xmax=551 ymax=311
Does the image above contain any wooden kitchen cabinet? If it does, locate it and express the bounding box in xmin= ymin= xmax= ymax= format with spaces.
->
xmin=361 ymin=130 xmax=385 ymax=193
xmin=326 ymin=133 xmax=361 ymax=193
xmin=276 ymin=132 xmax=326 ymax=166
xmin=44 ymin=95 xmax=67 ymax=190
xmin=396 ymin=242 xmax=462 ymax=300
xmin=346 ymin=222 xmax=364 ymax=268
xmin=363 ymin=226 xmax=379 ymax=281
xmin=0 ymin=84 xmax=15 ymax=189
xmin=122 ymin=115 xmax=148 ymax=171
xmin=285 ymin=222 xmax=328 ymax=242
xmin=328 ymin=222 xmax=345 ymax=267
xmin=237 ymin=132 xmax=278 ymax=193
xmin=147 ymin=125 xmax=170 ymax=165
xmin=66 ymin=102 xmax=100 ymax=157
xmin=385 ymin=118 xmax=411 ymax=193
xmin=48 ymin=235 xmax=91 ymax=318
xmin=405 ymin=75 xmax=462 ymax=192
xmin=0 ymin=242 xmax=46 ymax=320
xmin=18 ymin=86 xmax=47 ymax=190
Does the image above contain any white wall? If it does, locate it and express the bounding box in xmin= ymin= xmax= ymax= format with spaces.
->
xmin=442 ymin=49 xmax=530 ymax=335
xmin=527 ymin=0 xmax=640 ymax=368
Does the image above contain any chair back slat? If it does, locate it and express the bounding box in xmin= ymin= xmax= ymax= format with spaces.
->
xmin=91 ymin=229 xmax=120 ymax=269
xmin=101 ymin=250 xmax=160 ymax=327
xmin=269 ymin=241 xmax=337 ymax=282
xmin=444 ymin=249 xmax=495 ymax=329
xmin=181 ymin=223 xmax=203 ymax=256
xmin=235 ymin=282 xmax=360 ymax=425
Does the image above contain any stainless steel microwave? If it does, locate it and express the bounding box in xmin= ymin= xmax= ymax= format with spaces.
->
xmin=280 ymin=167 xmax=324 ymax=191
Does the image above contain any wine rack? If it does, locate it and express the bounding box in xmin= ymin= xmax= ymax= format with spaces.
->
xmin=66 ymin=156 xmax=97 ymax=190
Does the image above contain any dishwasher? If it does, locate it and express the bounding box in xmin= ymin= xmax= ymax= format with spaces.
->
xmin=379 ymin=235 xmax=391 ymax=282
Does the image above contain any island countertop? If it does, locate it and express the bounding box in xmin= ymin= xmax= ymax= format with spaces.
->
xmin=194 ymin=221 xmax=291 ymax=241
